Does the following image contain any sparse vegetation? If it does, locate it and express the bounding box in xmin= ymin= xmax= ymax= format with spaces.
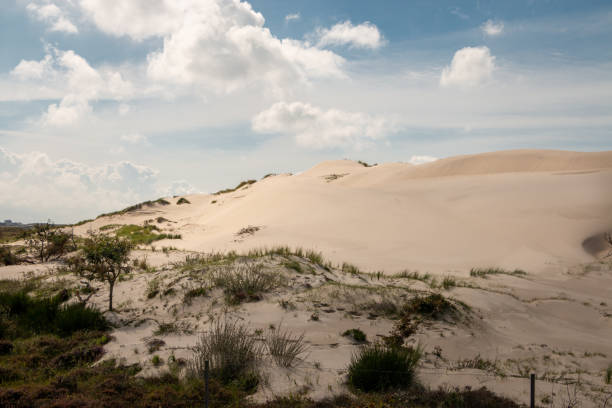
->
xmin=176 ymin=197 xmax=191 ymax=205
xmin=265 ymin=325 xmax=308 ymax=368
xmin=0 ymin=246 xmax=18 ymax=266
xmin=470 ymin=267 xmax=527 ymax=278
xmin=237 ymin=225 xmax=260 ymax=236
xmin=343 ymin=328 xmax=367 ymax=343
xmin=357 ymin=160 xmax=376 ymax=167
xmin=211 ymin=263 xmax=282 ymax=304
xmin=324 ymin=173 xmax=349 ymax=182
xmin=26 ymin=221 xmax=76 ymax=262
xmin=347 ymin=343 xmax=422 ymax=392
xmin=183 ymin=286 xmax=207 ymax=304
xmin=97 ymin=198 xmax=171 ymax=218
xmin=605 ymin=363 xmax=612 ymax=384
xmin=342 ymin=262 xmax=361 ymax=275
xmin=215 ymin=179 xmax=256 ymax=195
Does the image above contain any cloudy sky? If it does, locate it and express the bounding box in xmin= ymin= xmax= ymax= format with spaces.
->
xmin=1 ymin=0 xmax=611 ymax=223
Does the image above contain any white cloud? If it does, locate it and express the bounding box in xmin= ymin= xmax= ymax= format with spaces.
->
xmin=11 ymin=47 xmax=133 ymax=126
xmin=409 ymin=155 xmax=438 ymax=165
xmin=77 ymin=0 xmax=345 ymax=93
xmin=26 ymin=2 xmax=78 ymax=33
xmin=440 ymin=46 xmax=496 ymax=88
xmin=316 ymin=21 xmax=385 ymax=50
xmin=120 ymin=133 xmax=147 ymax=144
xmin=252 ymin=101 xmax=392 ymax=149
xmin=285 ymin=13 xmax=300 ymax=23
xmin=481 ymin=20 xmax=504 ymax=36
xmin=0 ymin=146 xmax=199 ymax=222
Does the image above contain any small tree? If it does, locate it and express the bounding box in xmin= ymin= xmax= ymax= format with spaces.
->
xmin=26 ymin=220 xmax=74 ymax=263
xmin=77 ymin=233 xmax=133 ymax=311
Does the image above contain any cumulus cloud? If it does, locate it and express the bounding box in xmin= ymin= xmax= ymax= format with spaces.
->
xmin=285 ymin=13 xmax=300 ymax=23
xmin=76 ymin=0 xmax=345 ymax=93
xmin=481 ymin=20 xmax=504 ymax=36
xmin=11 ymin=47 xmax=132 ymax=126
xmin=0 ymin=146 xmax=198 ymax=222
xmin=316 ymin=21 xmax=385 ymax=50
xmin=409 ymin=155 xmax=438 ymax=165
xmin=252 ymin=101 xmax=392 ymax=149
xmin=26 ymin=2 xmax=78 ymax=33
xmin=440 ymin=46 xmax=496 ymax=88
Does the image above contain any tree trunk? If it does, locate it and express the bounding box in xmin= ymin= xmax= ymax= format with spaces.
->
xmin=108 ymin=280 xmax=114 ymax=311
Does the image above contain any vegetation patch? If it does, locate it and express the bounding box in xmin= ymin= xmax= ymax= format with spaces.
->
xmin=214 ymin=179 xmax=256 ymax=195
xmin=99 ymin=224 xmax=121 ymax=231
xmin=470 ymin=267 xmax=527 ymax=278
xmin=176 ymin=197 xmax=191 ymax=205
xmin=115 ymin=224 xmax=181 ymax=245
xmin=323 ymin=173 xmax=349 ymax=182
xmin=347 ymin=343 xmax=422 ymax=392
xmin=97 ymin=198 xmax=171 ymax=218
xmin=0 ymin=246 xmax=19 ymax=266
xmin=237 ymin=225 xmax=260 ymax=237
xmin=342 ymin=328 xmax=367 ymax=343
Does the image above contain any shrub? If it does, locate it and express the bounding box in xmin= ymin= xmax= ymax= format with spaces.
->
xmin=265 ymin=325 xmax=308 ymax=368
xmin=347 ymin=343 xmax=422 ymax=392
xmin=151 ymin=355 xmax=163 ymax=366
xmin=176 ymin=197 xmax=191 ymax=205
xmin=212 ymin=263 xmax=281 ymax=304
xmin=54 ymin=303 xmax=108 ymax=336
xmin=0 ymin=246 xmax=18 ymax=266
xmin=26 ymin=222 xmax=75 ymax=263
xmin=402 ymin=294 xmax=455 ymax=319
xmin=189 ymin=318 xmax=263 ymax=385
xmin=343 ymin=328 xmax=367 ymax=343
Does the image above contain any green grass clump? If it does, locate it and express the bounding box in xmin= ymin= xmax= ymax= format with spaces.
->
xmin=99 ymin=224 xmax=120 ymax=231
xmin=605 ymin=363 xmax=612 ymax=384
xmin=342 ymin=262 xmax=361 ymax=275
xmin=183 ymin=287 xmax=207 ymax=304
xmin=176 ymin=197 xmax=191 ymax=205
xmin=342 ymin=328 xmax=367 ymax=343
xmin=189 ymin=319 xmax=263 ymax=388
xmin=97 ymin=198 xmax=171 ymax=218
xmin=265 ymin=325 xmax=308 ymax=368
xmin=441 ymin=276 xmax=456 ymax=290
xmin=281 ymin=259 xmax=303 ymax=273
xmin=0 ymin=289 xmax=107 ymax=338
xmin=470 ymin=267 xmax=527 ymax=278
xmin=214 ymin=180 xmax=256 ymax=195
xmin=347 ymin=343 xmax=422 ymax=392
xmin=115 ymin=224 xmax=181 ymax=245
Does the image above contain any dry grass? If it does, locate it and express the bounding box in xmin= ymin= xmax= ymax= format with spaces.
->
xmin=265 ymin=325 xmax=308 ymax=368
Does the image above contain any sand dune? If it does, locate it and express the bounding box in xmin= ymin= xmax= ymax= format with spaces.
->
xmin=82 ymin=149 xmax=612 ymax=275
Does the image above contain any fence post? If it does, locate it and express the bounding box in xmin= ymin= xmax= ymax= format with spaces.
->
xmin=205 ymin=360 xmax=209 ymax=408
xmin=530 ymin=373 xmax=536 ymax=408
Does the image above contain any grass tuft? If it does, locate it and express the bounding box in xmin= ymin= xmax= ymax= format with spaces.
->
xmin=176 ymin=197 xmax=191 ymax=205
xmin=347 ymin=343 xmax=422 ymax=392
xmin=470 ymin=267 xmax=527 ymax=278
xmin=211 ymin=263 xmax=281 ymax=304
xmin=342 ymin=328 xmax=367 ymax=343
xmin=265 ymin=325 xmax=308 ymax=368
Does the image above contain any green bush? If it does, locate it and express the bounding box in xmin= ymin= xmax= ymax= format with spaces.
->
xmin=402 ymin=294 xmax=455 ymax=319
xmin=347 ymin=343 xmax=422 ymax=392
xmin=54 ymin=303 xmax=108 ymax=336
xmin=176 ymin=197 xmax=191 ymax=205
xmin=0 ymin=246 xmax=18 ymax=266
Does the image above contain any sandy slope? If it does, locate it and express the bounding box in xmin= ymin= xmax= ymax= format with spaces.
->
xmin=79 ymin=149 xmax=612 ymax=275
xmin=4 ymin=149 xmax=612 ymax=406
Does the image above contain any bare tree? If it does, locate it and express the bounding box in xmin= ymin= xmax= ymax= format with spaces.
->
xmin=75 ymin=233 xmax=133 ymax=311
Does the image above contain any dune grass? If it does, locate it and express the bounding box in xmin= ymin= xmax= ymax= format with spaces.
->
xmin=265 ymin=325 xmax=308 ymax=368
xmin=342 ymin=328 xmax=367 ymax=343
xmin=211 ymin=263 xmax=282 ymax=304
xmin=176 ymin=197 xmax=191 ymax=205
xmin=347 ymin=343 xmax=422 ymax=392
xmin=214 ymin=179 xmax=256 ymax=195
xmin=470 ymin=267 xmax=527 ymax=278
xmin=97 ymin=198 xmax=171 ymax=218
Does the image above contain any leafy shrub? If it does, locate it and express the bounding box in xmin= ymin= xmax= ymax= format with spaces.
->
xmin=265 ymin=325 xmax=308 ymax=368
xmin=343 ymin=328 xmax=367 ymax=343
xmin=176 ymin=197 xmax=191 ymax=205
xmin=189 ymin=318 xmax=263 ymax=386
xmin=347 ymin=343 xmax=422 ymax=392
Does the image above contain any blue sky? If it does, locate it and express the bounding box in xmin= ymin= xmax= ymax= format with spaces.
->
xmin=1 ymin=0 xmax=611 ymax=223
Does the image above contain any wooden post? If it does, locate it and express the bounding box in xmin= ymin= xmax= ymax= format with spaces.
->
xmin=205 ymin=360 xmax=209 ymax=408
xmin=530 ymin=373 xmax=536 ymax=408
